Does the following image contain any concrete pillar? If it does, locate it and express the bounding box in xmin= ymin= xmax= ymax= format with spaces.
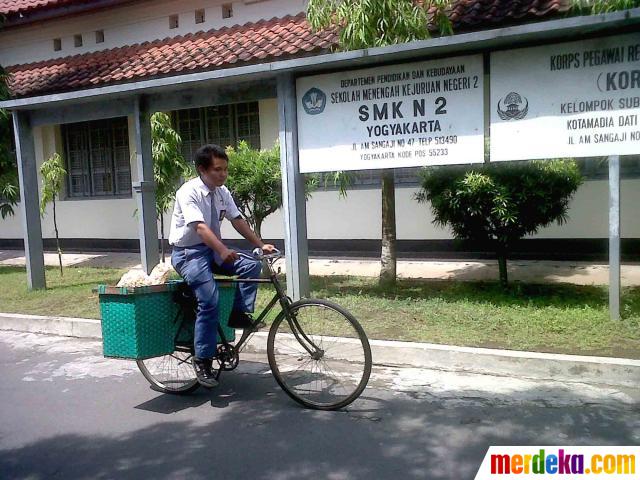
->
xmin=277 ymin=74 xmax=309 ymax=300
xmin=132 ymin=97 xmax=159 ymax=274
xmin=12 ymin=110 xmax=46 ymax=290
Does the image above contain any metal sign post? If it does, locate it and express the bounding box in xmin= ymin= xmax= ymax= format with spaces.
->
xmin=489 ymin=35 xmax=640 ymax=321
xmin=609 ymin=155 xmax=621 ymax=321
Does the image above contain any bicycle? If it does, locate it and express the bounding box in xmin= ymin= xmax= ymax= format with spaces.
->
xmin=136 ymin=250 xmax=372 ymax=410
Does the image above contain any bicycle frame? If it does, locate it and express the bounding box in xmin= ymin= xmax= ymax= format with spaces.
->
xmin=176 ymin=254 xmax=322 ymax=360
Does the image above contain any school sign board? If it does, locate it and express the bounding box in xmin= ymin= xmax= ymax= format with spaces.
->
xmin=491 ymin=33 xmax=640 ymax=161
xmin=296 ymin=55 xmax=485 ymax=173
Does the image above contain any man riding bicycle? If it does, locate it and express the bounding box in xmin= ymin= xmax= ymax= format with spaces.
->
xmin=169 ymin=144 xmax=276 ymax=388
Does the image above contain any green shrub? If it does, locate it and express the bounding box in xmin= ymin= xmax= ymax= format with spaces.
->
xmin=416 ymin=160 xmax=583 ymax=286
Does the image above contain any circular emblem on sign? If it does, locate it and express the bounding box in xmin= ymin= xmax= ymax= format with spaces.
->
xmin=497 ymin=92 xmax=529 ymax=121
xmin=302 ymin=87 xmax=326 ymax=115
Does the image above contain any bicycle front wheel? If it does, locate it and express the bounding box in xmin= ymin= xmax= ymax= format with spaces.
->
xmin=267 ymin=299 xmax=372 ymax=410
xmin=136 ymin=346 xmax=200 ymax=394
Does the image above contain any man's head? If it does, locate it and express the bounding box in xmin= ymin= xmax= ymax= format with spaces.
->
xmin=194 ymin=144 xmax=228 ymax=188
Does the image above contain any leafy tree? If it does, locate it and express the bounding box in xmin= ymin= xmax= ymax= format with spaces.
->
xmin=151 ymin=112 xmax=191 ymax=261
xmin=39 ymin=153 xmax=67 ymax=275
xmin=226 ymin=140 xmax=317 ymax=238
xmin=0 ymin=63 xmax=19 ymax=219
xmin=307 ymin=0 xmax=453 ymax=287
xmin=307 ymin=0 xmax=452 ymax=48
xmin=416 ymin=160 xmax=583 ymax=287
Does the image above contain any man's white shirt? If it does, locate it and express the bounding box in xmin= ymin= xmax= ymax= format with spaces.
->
xmin=169 ymin=176 xmax=241 ymax=247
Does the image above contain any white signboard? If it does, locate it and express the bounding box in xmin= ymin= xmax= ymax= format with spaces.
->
xmin=296 ymin=55 xmax=485 ymax=173
xmin=491 ymin=33 xmax=640 ymax=161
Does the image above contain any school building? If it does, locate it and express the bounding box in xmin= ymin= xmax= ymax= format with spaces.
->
xmin=1 ymin=0 xmax=638 ymax=274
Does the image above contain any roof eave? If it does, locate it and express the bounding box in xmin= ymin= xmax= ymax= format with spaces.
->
xmin=2 ymin=7 xmax=639 ymax=110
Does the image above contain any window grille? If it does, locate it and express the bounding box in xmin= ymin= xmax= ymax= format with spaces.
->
xmin=175 ymin=108 xmax=203 ymax=163
xmin=317 ymin=166 xmax=423 ymax=190
xmin=576 ymin=156 xmax=640 ymax=180
xmin=63 ymin=118 xmax=132 ymax=198
xmin=235 ymin=102 xmax=261 ymax=149
xmin=174 ymin=102 xmax=261 ymax=162
xmin=205 ymin=105 xmax=234 ymax=148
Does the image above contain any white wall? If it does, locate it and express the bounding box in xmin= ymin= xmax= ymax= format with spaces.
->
xmin=4 ymin=178 xmax=640 ymax=242
xmin=531 ymin=178 xmax=639 ymax=239
xmin=0 ymin=0 xmax=306 ymax=67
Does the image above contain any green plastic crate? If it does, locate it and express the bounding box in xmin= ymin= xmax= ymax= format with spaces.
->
xmin=172 ymin=284 xmax=237 ymax=347
xmin=98 ymin=280 xmax=237 ymax=359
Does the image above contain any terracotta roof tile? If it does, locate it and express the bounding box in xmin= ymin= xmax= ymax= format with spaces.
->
xmin=6 ymin=14 xmax=333 ymax=98
xmin=0 ymin=0 xmax=135 ymax=21
xmin=5 ymin=1 xmax=575 ymax=99
xmin=445 ymin=0 xmax=570 ymax=30
xmin=0 ymin=0 xmax=77 ymax=15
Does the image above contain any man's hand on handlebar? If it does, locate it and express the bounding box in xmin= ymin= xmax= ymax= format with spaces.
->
xmin=251 ymin=245 xmax=281 ymax=259
xmin=261 ymin=244 xmax=277 ymax=254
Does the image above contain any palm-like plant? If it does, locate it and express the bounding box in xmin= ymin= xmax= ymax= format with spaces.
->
xmin=40 ymin=153 xmax=67 ymax=275
xmin=151 ymin=112 xmax=191 ymax=261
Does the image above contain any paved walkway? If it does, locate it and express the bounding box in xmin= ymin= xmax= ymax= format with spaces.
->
xmin=1 ymin=249 xmax=640 ymax=286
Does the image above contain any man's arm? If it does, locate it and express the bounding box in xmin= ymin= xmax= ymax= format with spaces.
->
xmin=194 ymin=222 xmax=239 ymax=263
xmin=230 ymin=217 xmax=276 ymax=253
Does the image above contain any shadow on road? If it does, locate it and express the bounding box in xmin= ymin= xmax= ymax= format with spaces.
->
xmin=1 ymin=371 xmax=637 ymax=480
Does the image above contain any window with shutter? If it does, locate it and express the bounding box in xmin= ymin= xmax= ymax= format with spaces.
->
xmin=63 ymin=117 xmax=131 ymax=198
xmin=112 ymin=121 xmax=131 ymax=195
xmin=576 ymin=156 xmax=640 ymax=180
xmin=65 ymin=123 xmax=90 ymax=196
xmin=235 ymin=102 xmax=260 ymax=149
xmin=205 ymin=105 xmax=233 ymax=149
xmin=173 ymin=102 xmax=261 ymax=158
xmin=89 ymin=122 xmax=113 ymax=196
xmin=175 ymin=108 xmax=203 ymax=163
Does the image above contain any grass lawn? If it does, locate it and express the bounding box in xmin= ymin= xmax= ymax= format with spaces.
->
xmin=1 ymin=265 xmax=639 ymax=358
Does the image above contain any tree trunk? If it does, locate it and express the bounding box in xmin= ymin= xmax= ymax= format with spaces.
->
xmin=254 ymin=218 xmax=262 ymax=240
xmin=160 ymin=214 xmax=165 ymax=263
xmin=379 ymin=169 xmax=396 ymax=287
xmin=53 ymin=196 xmax=63 ymax=276
xmin=497 ymin=242 xmax=508 ymax=288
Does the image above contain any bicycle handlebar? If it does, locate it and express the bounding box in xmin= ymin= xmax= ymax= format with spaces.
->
xmin=237 ymin=247 xmax=283 ymax=261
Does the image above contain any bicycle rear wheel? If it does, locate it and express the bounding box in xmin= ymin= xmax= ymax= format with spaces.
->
xmin=137 ymin=346 xmax=199 ymax=394
xmin=267 ymin=299 xmax=372 ymax=410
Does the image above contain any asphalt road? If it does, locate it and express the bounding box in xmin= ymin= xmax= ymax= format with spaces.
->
xmin=0 ymin=331 xmax=638 ymax=480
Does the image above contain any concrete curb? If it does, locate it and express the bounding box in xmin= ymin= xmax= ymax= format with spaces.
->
xmin=0 ymin=312 xmax=102 ymax=339
xmin=2 ymin=312 xmax=639 ymax=388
